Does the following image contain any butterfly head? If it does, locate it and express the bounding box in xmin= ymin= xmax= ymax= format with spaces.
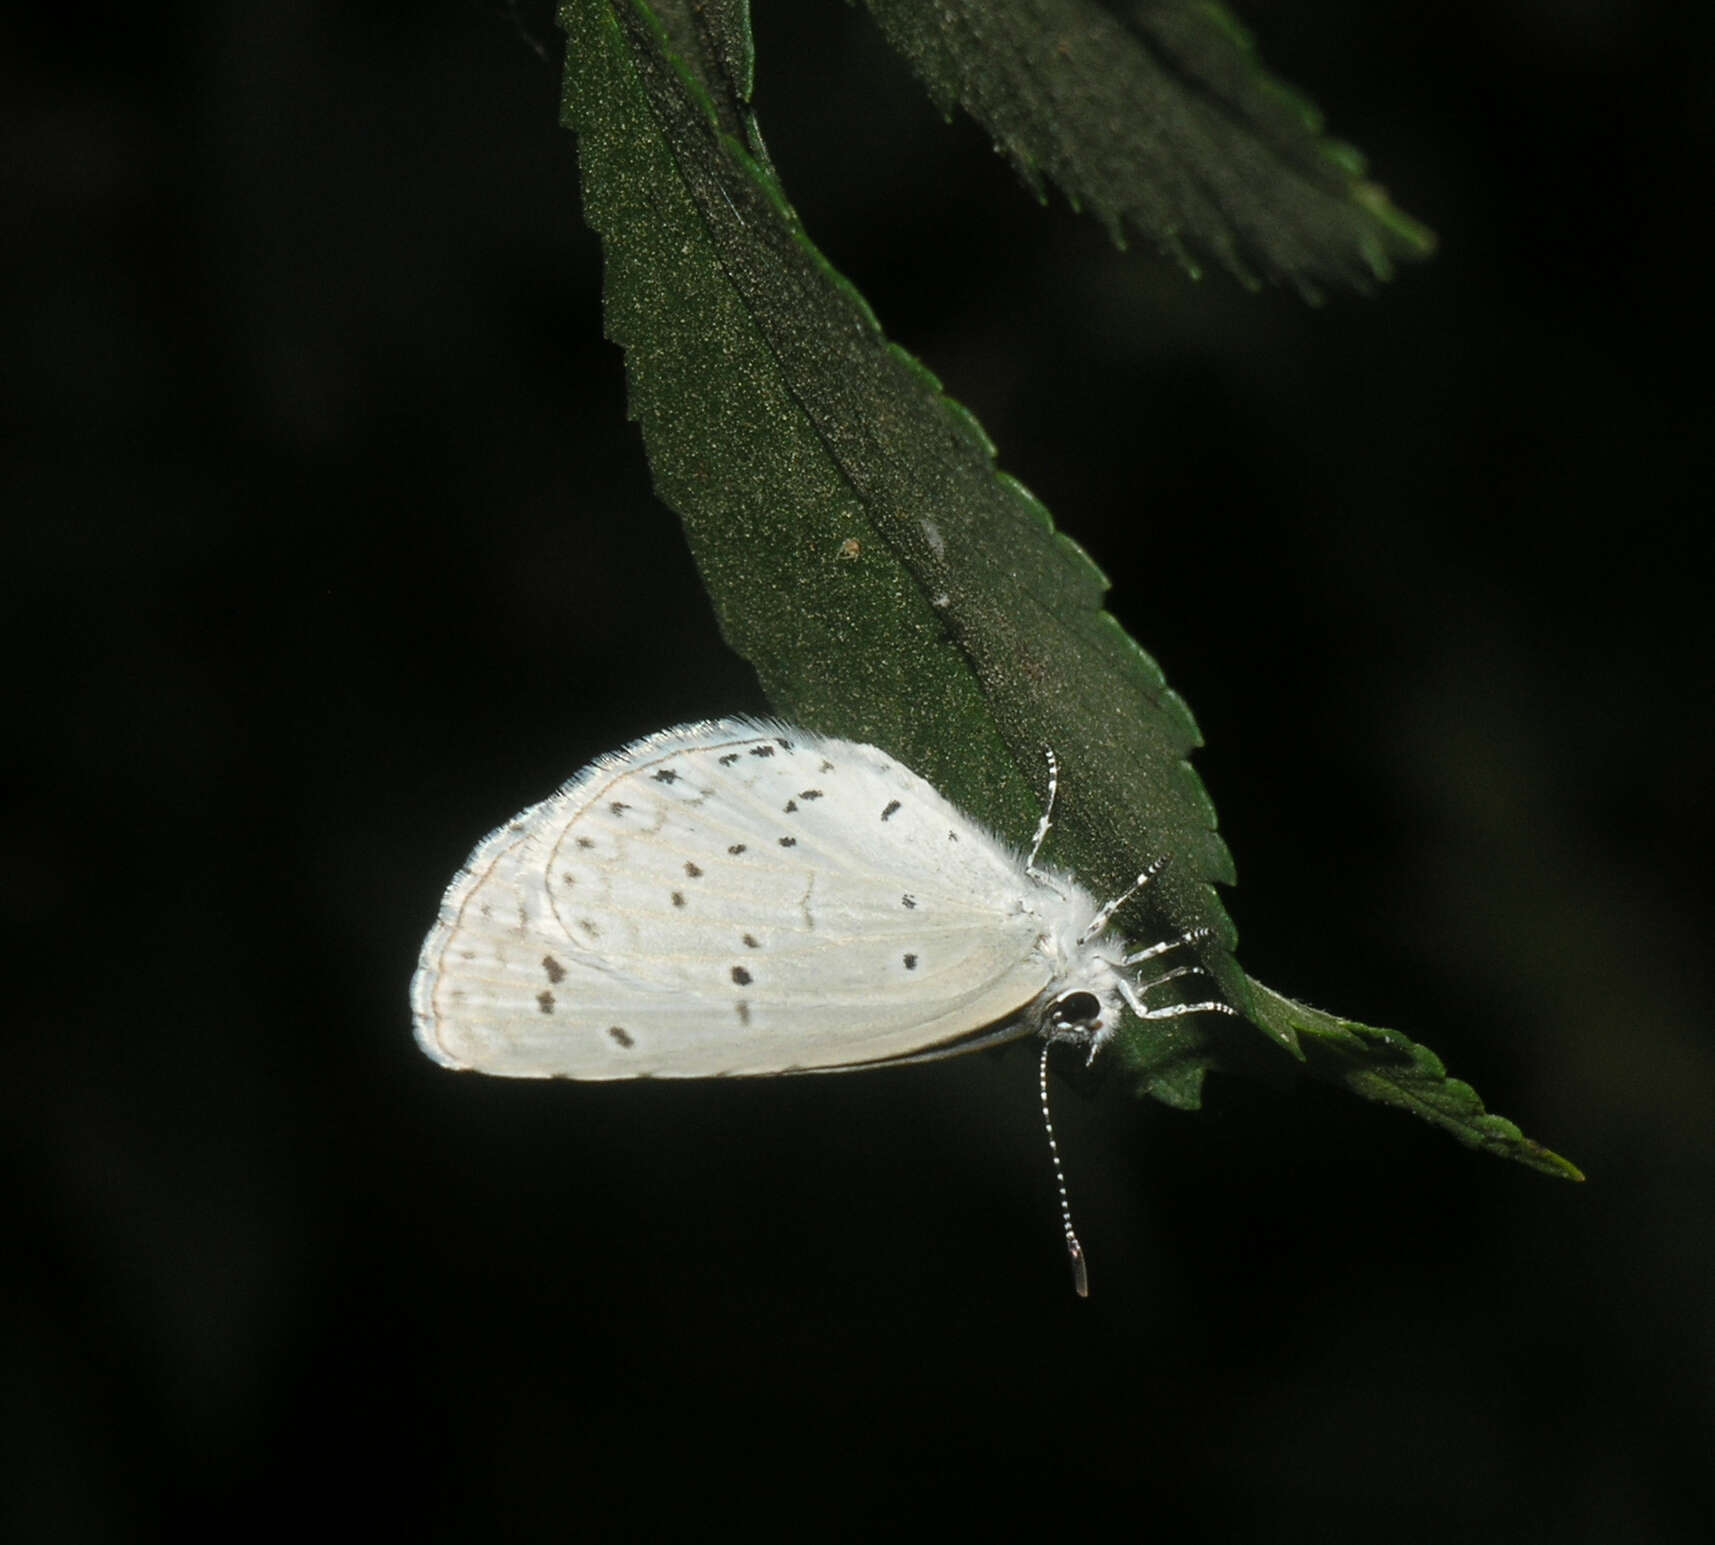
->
xmin=1031 ymin=905 xmax=1236 ymax=1065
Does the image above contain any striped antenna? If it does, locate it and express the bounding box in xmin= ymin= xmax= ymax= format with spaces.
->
xmin=1039 ymin=1040 xmax=1089 ymax=1298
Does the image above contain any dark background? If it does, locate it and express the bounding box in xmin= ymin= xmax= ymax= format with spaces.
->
xmin=7 ymin=1 xmax=1711 ymax=1539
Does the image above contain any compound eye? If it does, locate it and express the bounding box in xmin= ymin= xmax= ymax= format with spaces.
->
xmin=1047 ymin=989 xmax=1102 ymax=1030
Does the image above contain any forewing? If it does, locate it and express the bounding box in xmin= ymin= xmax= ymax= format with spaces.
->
xmin=411 ymin=719 xmax=1055 ymax=1078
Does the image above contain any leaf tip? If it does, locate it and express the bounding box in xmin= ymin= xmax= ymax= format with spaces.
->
xmin=1353 ymin=181 xmax=1438 ymax=258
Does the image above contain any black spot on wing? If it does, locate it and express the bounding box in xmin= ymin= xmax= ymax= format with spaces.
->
xmin=902 ymin=954 xmax=917 ymax=970
xmin=728 ymin=843 xmax=747 ymax=855
xmin=731 ymin=965 xmax=753 ymax=986
xmin=749 ymin=745 xmax=775 ymax=759
xmin=901 ymin=894 xmax=916 ymax=909
xmin=783 ymin=798 xmax=798 ymax=813
xmin=671 ymin=891 xmax=685 ymax=908
xmin=542 ymin=955 xmax=566 ymax=983
xmin=608 ymin=1026 xmax=634 ymax=1048
xmin=778 ymin=836 xmax=797 ymax=847
xmin=881 ymin=799 xmax=901 ymax=821
xmin=537 ymin=990 xmax=556 ymax=1013
xmin=684 ymin=861 xmax=703 ymax=878
xmin=609 ymin=801 xmax=629 ymax=816
xmin=799 ymin=789 xmax=823 ymax=800
xmin=742 ymin=933 xmax=759 ymax=949
xmin=652 ymin=767 xmax=679 ymax=783
xmin=719 ymin=752 xmax=740 ymax=766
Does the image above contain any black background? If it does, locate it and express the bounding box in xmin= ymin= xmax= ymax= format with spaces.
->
xmin=7 ymin=2 xmax=1712 ymax=1539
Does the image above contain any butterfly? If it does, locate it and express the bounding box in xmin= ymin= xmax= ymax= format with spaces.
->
xmin=412 ymin=716 xmax=1233 ymax=1292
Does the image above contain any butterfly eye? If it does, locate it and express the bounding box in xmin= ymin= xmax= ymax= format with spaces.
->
xmin=1046 ymin=989 xmax=1102 ymax=1031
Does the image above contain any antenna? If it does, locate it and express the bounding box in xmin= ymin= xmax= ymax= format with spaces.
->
xmin=1025 ymin=745 xmax=1060 ymax=876
xmin=1039 ymin=1040 xmax=1089 ymax=1298
xmin=1077 ymin=854 xmax=1170 ymax=947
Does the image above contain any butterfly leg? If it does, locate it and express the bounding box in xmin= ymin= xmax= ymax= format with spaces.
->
xmin=1114 ymin=973 xmax=1238 ymax=1039
xmin=1109 ymin=926 xmax=1236 ymax=1062
xmin=1122 ymin=925 xmax=1214 ymax=968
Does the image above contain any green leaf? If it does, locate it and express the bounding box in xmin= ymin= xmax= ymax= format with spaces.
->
xmin=860 ymin=0 xmax=1435 ymax=297
xmin=555 ymin=0 xmax=1576 ymax=1178
xmin=1250 ymin=983 xmax=1584 ymax=1181
xmin=561 ymin=0 xmax=1263 ymax=1102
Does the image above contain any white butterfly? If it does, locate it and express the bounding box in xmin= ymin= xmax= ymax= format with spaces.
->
xmin=411 ymin=717 xmax=1233 ymax=1292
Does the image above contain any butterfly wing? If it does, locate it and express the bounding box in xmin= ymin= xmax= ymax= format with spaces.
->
xmin=411 ymin=719 xmax=1059 ymax=1078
